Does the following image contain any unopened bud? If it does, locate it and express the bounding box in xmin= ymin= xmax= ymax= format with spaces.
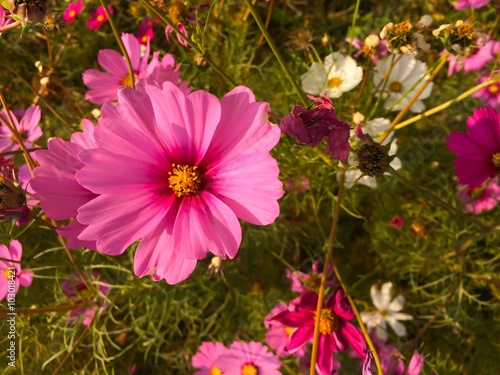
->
xmin=353 ymin=112 xmax=365 ymax=125
xmin=364 ymin=34 xmax=380 ymax=48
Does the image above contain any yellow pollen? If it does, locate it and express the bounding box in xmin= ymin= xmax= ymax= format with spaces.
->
xmin=210 ymin=365 xmax=222 ymax=375
xmin=3 ymin=268 xmax=13 ymax=280
xmin=327 ymin=76 xmax=343 ymax=89
xmin=284 ymin=326 xmax=294 ymax=335
xmin=488 ymin=85 xmax=499 ymax=95
xmin=492 ymin=153 xmax=500 ymax=168
xmin=141 ymin=35 xmax=148 ymax=44
xmin=69 ymin=10 xmax=76 ymax=18
xmin=168 ymin=164 xmax=202 ymax=197
xmin=457 ymin=23 xmax=475 ymax=40
xmin=318 ymin=308 xmax=338 ymax=335
xmin=121 ymin=72 xmax=137 ymax=88
xmin=304 ymin=274 xmax=321 ymax=290
xmin=241 ymin=363 xmax=258 ymax=375
xmin=96 ymin=15 xmax=104 ymax=23
xmin=389 ymin=81 xmax=403 ymax=93
xmin=380 ymin=309 xmax=388 ymax=318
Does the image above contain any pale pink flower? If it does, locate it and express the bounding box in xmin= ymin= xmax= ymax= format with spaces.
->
xmin=0 ymin=106 xmax=42 ymax=152
xmin=215 ymin=341 xmax=281 ymax=375
xmin=192 ymin=342 xmax=229 ymax=375
xmin=83 ymin=33 xmax=189 ymax=104
xmin=457 ymin=177 xmax=500 ymax=214
xmin=87 ymin=5 xmax=112 ymax=30
xmin=0 ymin=240 xmax=33 ymax=301
xmin=472 ymin=73 xmax=500 ymax=111
xmin=31 ymin=119 xmax=98 ymax=249
xmin=60 ymin=271 xmax=110 ymax=326
xmin=447 ymin=36 xmax=500 ymax=77
xmin=62 ymin=0 xmax=83 ymax=24
xmin=75 ymin=82 xmax=283 ymax=284
xmin=455 ymin=0 xmax=490 ymax=10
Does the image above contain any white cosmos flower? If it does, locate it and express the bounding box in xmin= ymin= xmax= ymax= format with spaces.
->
xmin=361 ymin=282 xmax=413 ymax=341
xmin=343 ymin=117 xmax=402 ymax=188
xmin=301 ymin=52 xmax=363 ymax=98
xmin=373 ymin=54 xmax=433 ymax=113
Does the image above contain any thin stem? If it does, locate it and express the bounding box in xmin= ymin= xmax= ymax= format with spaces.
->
xmin=0 ymin=20 xmax=21 ymax=33
xmin=394 ymin=74 xmax=500 ymax=130
xmin=369 ymin=54 xmax=396 ymax=119
xmin=0 ymin=91 xmax=37 ymax=174
xmin=256 ymin=0 xmax=274 ymax=48
xmin=354 ymin=59 xmax=371 ymax=108
xmin=98 ymin=0 xmax=135 ymax=89
xmin=347 ymin=0 xmax=362 ymax=56
xmin=378 ymin=52 xmax=449 ymax=144
xmin=52 ymin=324 xmax=91 ymax=375
xmin=243 ymin=0 xmax=308 ymax=106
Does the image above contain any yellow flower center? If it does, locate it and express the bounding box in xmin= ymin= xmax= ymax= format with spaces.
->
xmin=492 ymin=153 xmax=500 ymax=168
xmin=141 ymin=35 xmax=149 ymax=44
xmin=69 ymin=10 xmax=76 ymax=18
xmin=488 ymin=85 xmax=499 ymax=95
xmin=96 ymin=15 xmax=104 ymax=23
xmin=241 ymin=363 xmax=258 ymax=375
xmin=318 ymin=308 xmax=338 ymax=334
xmin=389 ymin=81 xmax=403 ymax=93
xmin=3 ymin=268 xmax=13 ymax=280
xmin=210 ymin=365 xmax=222 ymax=375
xmin=380 ymin=309 xmax=388 ymax=318
xmin=327 ymin=76 xmax=343 ymax=89
xmin=168 ymin=164 xmax=202 ymax=197
xmin=284 ymin=326 xmax=294 ymax=335
xmin=121 ymin=72 xmax=137 ymax=88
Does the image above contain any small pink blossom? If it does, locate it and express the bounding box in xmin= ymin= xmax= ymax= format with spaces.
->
xmin=455 ymin=0 xmax=490 ymax=10
xmin=165 ymin=4 xmax=209 ymax=48
xmin=389 ymin=215 xmax=404 ymax=228
xmin=136 ymin=17 xmax=156 ymax=45
xmin=60 ymin=272 xmax=110 ymax=326
xmin=62 ymin=0 xmax=83 ymax=24
xmin=87 ymin=5 xmax=113 ymax=30
xmin=446 ymin=36 xmax=500 ymax=77
xmin=456 ymin=177 xmax=500 ymax=214
xmin=472 ymin=73 xmax=500 ymax=111
xmin=0 ymin=106 xmax=42 ymax=153
xmin=346 ymin=36 xmax=388 ymax=62
xmin=215 ymin=341 xmax=281 ymax=375
xmin=0 ymin=240 xmax=33 ymax=301
xmin=285 ymin=260 xmax=335 ymax=293
xmin=192 ymin=342 xmax=229 ymax=375
xmin=446 ymin=107 xmax=500 ymax=187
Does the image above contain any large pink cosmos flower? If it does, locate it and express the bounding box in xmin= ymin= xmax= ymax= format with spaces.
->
xmin=455 ymin=0 xmax=490 ymax=9
xmin=446 ymin=36 xmax=500 ymax=77
xmin=472 ymin=73 xmax=500 ymax=111
xmin=62 ymin=0 xmax=83 ymax=24
xmin=31 ymin=120 xmax=98 ymax=249
xmin=192 ymin=341 xmax=229 ymax=375
xmin=269 ymin=290 xmax=366 ymax=375
xmin=0 ymin=106 xmax=42 ymax=153
xmin=446 ymin=107 xmax=500 ymax=187
xmin=87 ymin=5 xmax=112 ymax=30
xmin=0 ymin=240 xmax=33 ymax=301
xmin=60 ymin=271 xmax=110 ymax=326
xmin=75 ymin=82 xmax=283 ymax=284
xmin=83 ymin=33 xmax=189 ymax=104
xmin=215 ymin=341 xmax=281 ymax=375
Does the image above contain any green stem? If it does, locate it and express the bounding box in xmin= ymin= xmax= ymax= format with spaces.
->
xmin=99 ymin=0 xmax=135 ymax=89
xmin=243 ymin=0 xmax=308 ymax=106
xmin=369 ymin=54 xmax=396 ymax=119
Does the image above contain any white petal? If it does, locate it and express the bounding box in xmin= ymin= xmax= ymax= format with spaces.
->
xmin=388 ymin=294 xmax=405 ymax=312
xmin=386 ymin=316 xmax=407 ymax=337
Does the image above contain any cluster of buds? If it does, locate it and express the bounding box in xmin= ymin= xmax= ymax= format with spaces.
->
xmin=380 ymin=20 xmax=430 ymax=55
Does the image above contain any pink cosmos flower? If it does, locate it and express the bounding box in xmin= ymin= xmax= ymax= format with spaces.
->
xmin=269 ymin=290 xmax=366 ymax=375
xmin=192 ymin=342 xmax=230 ymax=375
xmin=0 ymin=240 xmax=33 ymax=301
xmin=279 ymin=94 xmax=351 ymax=162
xmin=215 ymin=341 xmax=281 ymax=375
xmin=446 ymin=107 xmax=500 ymax=187
xmin=446 ymin=36 xmax=500 ymax=77
xmin=62 ymin=0 xmax=82 ymax=24
xmin=472 ymin=73 xmax=500 ymax=111
xmin=136 ymin=17 xmax=156 ymax=45
xmin=455 ymin=0 xmax=490 ymax=9
xmin=0 ymin=106 xmax=42 ymax=153
xmin=82 ymin=33 xmax=189 ymax=104
xmin=31 ymin=119 xmax=98 ymax=250
xmin=75 ymin=82 xmax=283 ymax=285
xmin=285 ymin=260 xmax=335 ymax=293
xmin=265 ymin=302 xmax=308 ymax=358
xmin=0 ymin=6 xmax=14 ymax=31
xmin=87 ymin=5 xmax=112 ymax=30
xmin=389 ymin=215 xmax=404 ymax=228
xmin=60 ymin=271 xmax=110 ymax=326
xmin=456 ymin=177 xmax=500 ymax=214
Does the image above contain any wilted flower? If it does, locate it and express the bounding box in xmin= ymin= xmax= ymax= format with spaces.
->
xmin=433 ymin=20 xmax=479 ymax=55
xmin=87 ymin=4 xmax=112 ymax=30
xmin=191 ymin=341 xmax=230 ymax=375
xmin=301 ymin=52 xmax=363 ymax=98
xmin=353 ymin=127 xmax=391 ymax=178
xmin=446 ymin=107 xmax=500 ymax=187
xmin=285 ymin=260 xmax=335 ymax=293
xmin=7 ymin=0 xmax=48 ymax=22
xmin=0 ymin=158 xmax=30 ymax=224
xmin=446 ymin=35 xmax=500 ymax=77
xmin=360 ymin=282 xmax=413 ymax=341
xmin=456 ymin=177 xmax=500 ymax=214
xmin=380 ymin=21 xmax=429 ymax=55
xmin=279 ymin=93 xmax=351 ymax=162
xmin=215 ymin=341 xmax=281 ymax=374
xmin=62 ymin=0 xmax=82 ymax=24
xmin=472 ymin=73 xmax=500 ymax=111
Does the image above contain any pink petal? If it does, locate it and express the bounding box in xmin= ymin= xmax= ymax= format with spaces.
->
xmin=120 ymin=33 xmax=141 ymax=71
xmin=467 ymin=107 xmax=500 ymax=155
xmin=97 ymin=49 xmax=128 ymax=77
xmin=56 ymin=220 xmax=97 ymax=250
xmin=18 ymin=269 xmax=33 ymax=287
xmin=19 ymin=106 xmax=42 ymax=142
xmin=83 ymin=70 xmax=122 ymax=104
xmin=288 ymin=325 xmax=314 ymax=351
xmin=316 ymin=334 xmax=334 ymax=375
xmin=8 ymin=240 xmax=22 ymax=261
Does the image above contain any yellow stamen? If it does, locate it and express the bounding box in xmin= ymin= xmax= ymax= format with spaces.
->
xmin=69 ymin=10 xmax=76 ymax=18
xmin=492 ymin=153 xmax=500 ymax=168
xmin=380 ymin=309 xmax=388 ymax=318
xmin=121 ymin=72 xmax=137 ymax=88
xmin=3 ymin=268 xmax=13 ymax=280
xmin=318 ymin=308 xmax=338 ymax=335
xmin=327 ymin=76 xmax=343 ymax=89
xmin=241 ymin=363 xmax=258 ymax=375
xmin=168 ymin=164 xmax=202 ymax=197
xmin=284 ymin=326 xmax=294 ymax=335
xmin=488 ymin=85 xmax=499 ymax=95
xmin=389 ymin=81 xmax=403 ymax=93
xmin=210 ymin=365 xmax=222 ymax=375
xmin=96 ymin=15 xmax=104 ymax=23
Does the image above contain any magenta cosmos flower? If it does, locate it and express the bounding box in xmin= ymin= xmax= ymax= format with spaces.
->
xmin=446 ymin=107 xmax=500 ymax=187
xmin=74 ymin=82 xmax=283 ymax=284
xmin=270 ymin=290 xmax=366 ymax=375
xmin=0 ymin=240 xmax=33 ymax=301
xmin=457 ymin=177 xmax=500 ymax=214
xmin=455 ymin=0 xmax=490 ymax=9
xmin=389 ymin=215 xmax=404 ymax=228
xmin=62 ymin=0 xmax=82 ymax=24
xmin=31 ymin=119 xmax=98 ymax=250
xmin=0 ymin=106 xmax=42 ymax=153
xmin=60 ymin=271 xmax=110 ymax=326
xmin=472 ymin=72 xmax=500 ymax=111
xmin=215 ymin=341 xmax=281 ymax=375
xmin=87 ymin=5 xmax=112 ymax=30
xmin=192 ymin=341 xmax=230 ymax=375
xmin=136 ymin=17 xmax=156 ymax=45
xmin=82 ymin=32 xmax=189 ymax=104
